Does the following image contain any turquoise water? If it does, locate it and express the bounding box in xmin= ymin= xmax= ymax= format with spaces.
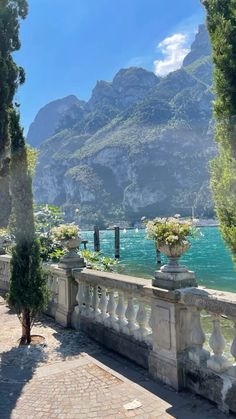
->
xmin=81 ymin=228 xmax=236 ymax=293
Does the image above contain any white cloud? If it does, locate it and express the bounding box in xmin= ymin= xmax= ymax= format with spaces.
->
xmin=154 ymin=33 xmax=190 ymax=77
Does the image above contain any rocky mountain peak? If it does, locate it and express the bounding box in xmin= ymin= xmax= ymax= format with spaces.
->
xmin=88 ymin=67 xmax=159 ymax=111
xmin=183 ymin=24 xmax=211 ymax=67
xmin=27 ymin=95 xmax=84 ymax=147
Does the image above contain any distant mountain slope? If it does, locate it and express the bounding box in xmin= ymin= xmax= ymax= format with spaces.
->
xmin=32 ymin=25 xmax=215 ymax=226
xmin=27 ymin=95 xmax=84 ymax=147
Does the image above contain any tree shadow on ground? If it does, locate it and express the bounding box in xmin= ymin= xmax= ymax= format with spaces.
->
xmin=0 ymin=303 xmax=48 ymax=419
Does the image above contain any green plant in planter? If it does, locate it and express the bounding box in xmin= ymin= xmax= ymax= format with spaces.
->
xmin=146 ymin=217 xmax=198 ymax=249
xmin=51 ymin=224 xmax=79 ymax=241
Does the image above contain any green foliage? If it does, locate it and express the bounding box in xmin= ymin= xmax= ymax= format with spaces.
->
xmin=7 ymin=239 xmax=50 ymax=319
xmin=66 ymin=165 xmax=102 ymax=192
xmin=184 ymin=55 xmax=212 ymax=85
xmin=26 ymin=146 xmax=37 ymax=176
xmin=35 ymin=204 xmax=64 ymax=234
xmin=8 ymin=110 xmax=49 ymax=342
xmin=51 ymin=224 xmax=79 ymax=241
xmin=82 ymin=250 xmax=118 ymax=272
xmin=34 ymin=204 xmax=65 ymax=262
xmin=1 ymin=1 xmax=49 ymax=343
xmin=146 ymin=217 xmax=198 ymax=247
xmin=202 ymin=0 xmax=236 ymax=258
xmin=0 ymin=0 xmax=28 ymax=226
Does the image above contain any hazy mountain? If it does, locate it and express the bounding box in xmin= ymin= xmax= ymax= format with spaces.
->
xmin=30 ymin=25 xmax=215 ymax=227
xmin=27 ymin=95 xmax=84 ymax=147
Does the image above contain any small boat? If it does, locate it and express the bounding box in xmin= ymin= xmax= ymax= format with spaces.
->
xmin=135 ymin=228 xmax=139 ymax=233
xmin=123 ymin=228 xmax=127 ymax=233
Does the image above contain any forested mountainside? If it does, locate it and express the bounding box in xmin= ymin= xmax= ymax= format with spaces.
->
xmin=29 ymin=24 xmax=215 ymax=227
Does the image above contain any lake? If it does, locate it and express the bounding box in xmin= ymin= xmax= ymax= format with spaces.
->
xmin=81 ymin=227 xmax=236 ymax=293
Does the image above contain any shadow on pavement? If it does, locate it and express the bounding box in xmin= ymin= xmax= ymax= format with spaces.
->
xmin=0 ymin=325 xmax=47 ymax=419
xmin=52 ymin=322 xmax=234 ymax=419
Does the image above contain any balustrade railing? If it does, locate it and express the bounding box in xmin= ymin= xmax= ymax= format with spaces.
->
xmin=74 ymin=271 xmax=153 ymax=347
xmin=1 ymin=256 xmax=236 ymax=412
xmin=180 ymin=288 xmax=236 ymax=377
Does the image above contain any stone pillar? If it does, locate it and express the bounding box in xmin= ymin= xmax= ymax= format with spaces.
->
xmin=53 ymin=255 xmax=85 ymax=327
xmin=153 ymin=262 xmax=197 ymax=290
xmin=147 ymin=287 xmax=189 ymax=390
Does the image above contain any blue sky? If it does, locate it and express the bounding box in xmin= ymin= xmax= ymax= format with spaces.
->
xmin=15 ymin=0 xmax=205 ymax=132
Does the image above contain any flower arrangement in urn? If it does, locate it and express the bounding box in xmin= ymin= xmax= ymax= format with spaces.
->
xmin=146 ymin=216 xmax=198 ymax=271
xmin=51 ymin=224 xmax=81 ymax=255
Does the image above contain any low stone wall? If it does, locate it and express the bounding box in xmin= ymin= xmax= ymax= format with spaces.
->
xmin=1 ymin=255 xmax=236 ymax=414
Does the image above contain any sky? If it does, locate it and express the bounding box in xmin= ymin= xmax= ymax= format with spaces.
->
xmin=15 ymin=0 xmax=205 ymax=132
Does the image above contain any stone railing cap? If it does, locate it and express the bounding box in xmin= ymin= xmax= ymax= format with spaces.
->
xmin=73 ymin=268 xmax=151 ymax=293
xmin=178 ymin=286 xmax=236 ymax=318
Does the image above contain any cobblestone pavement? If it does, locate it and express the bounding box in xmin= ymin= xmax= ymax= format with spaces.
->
xmin=0 ymin=297 xmax=235 ymax=419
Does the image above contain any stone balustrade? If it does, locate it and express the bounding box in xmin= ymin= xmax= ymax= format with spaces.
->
xmin=72 ymin=269 xmax=154 ymax=368
xmin=0 ymin=255 xmax=236 ymax=413
xmin=179 ymin=287 xmax=236 ymax=412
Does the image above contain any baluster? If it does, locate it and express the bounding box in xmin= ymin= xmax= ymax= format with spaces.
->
xmin=145 ymin=306 xmax=153 ymax=346
xmin=75 ymin=281 xmax=85 ymax=315
xmin=114 ymin=291 xmax=127 ymax=331
xmin=83 ymin=284 xmax=92 ymax=317
xmin=188 ymin=307 xmax=209 ymax=365
xmin=123 ymin=295 xmax=137 ymax=335
xmin=231 ymin=320 xmax=236 ymax=361
xmin=105 ymin=290 xmax=117 ymax=327
xmin=207 ymin=314 xmax=231 ymax=372
xmin=97 ymin=287 xmax=108 ymax=323
xmin=92 ymin=285 xmax=100 ymax=320
xmin=134 ymin=299 xmax=149 ymax=341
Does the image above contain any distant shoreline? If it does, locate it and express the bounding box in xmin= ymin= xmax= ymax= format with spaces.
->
xmin=80 ymin=222 xmax=219 ymax=231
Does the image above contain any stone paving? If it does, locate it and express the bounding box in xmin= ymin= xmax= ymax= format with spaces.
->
xmin=0 ymin=297 xmax=235 ymax=419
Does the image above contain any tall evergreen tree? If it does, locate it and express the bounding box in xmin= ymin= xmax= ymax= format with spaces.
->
xmin=202 ymin=0 xmax=236 ymax=256
xmin=8 ymin=110 xmax=49 ymax=344
xmin=0 ymin=0 xmax=49 ymax=343
xmin=0 ymin=0 xmax=27 ymax=226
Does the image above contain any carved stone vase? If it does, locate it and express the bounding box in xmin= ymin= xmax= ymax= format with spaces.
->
xmin=158 ymin=242 xmax=190 ymax=273
xmin=153 ymin=241 xmax=197 ymax=290
xmin=59 ymin=236 xmax=85 ymax=269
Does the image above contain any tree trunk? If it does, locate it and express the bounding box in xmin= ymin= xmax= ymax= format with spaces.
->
xmin=21 ymin=308 xmax=31 ymax=344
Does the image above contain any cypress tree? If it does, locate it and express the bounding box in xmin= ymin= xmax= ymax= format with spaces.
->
xmin=0 ymin=0 xmax=27 ymax=225
xmin=8 ymin=110 xmax=49 ymax=344
xmin=0 ymin=0 xmax=49 ymax=344
xmin=202 ymin=0 xmax=236 ymax=257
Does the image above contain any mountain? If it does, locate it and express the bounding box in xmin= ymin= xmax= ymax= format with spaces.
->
xmin=27 ymin=95 xmax=84 ymax=147
xmin=30 ymin=25 xmax=215 ymax=227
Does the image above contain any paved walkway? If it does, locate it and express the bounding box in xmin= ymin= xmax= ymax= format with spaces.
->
xmin=0 ymin=297 xmax=235 ymax=419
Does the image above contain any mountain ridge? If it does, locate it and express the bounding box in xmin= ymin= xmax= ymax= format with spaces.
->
xmin=30 ymin=25 xmax=215 ymax=227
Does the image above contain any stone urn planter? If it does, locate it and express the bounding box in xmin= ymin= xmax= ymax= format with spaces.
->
xmin=62 ymin=236 xmax=82 ymax=257
xmin=52 ymin=224 xmax=85 ymax=269
xmin=146 ymin=216 xmax=197 ymax=289
xmin=158 ymin=241 xmax=190 ymax=273
xmin=154 ymin=241 xmax=196 ymax=290
xmin=59 ymin=236 xmax=85 ymax=269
